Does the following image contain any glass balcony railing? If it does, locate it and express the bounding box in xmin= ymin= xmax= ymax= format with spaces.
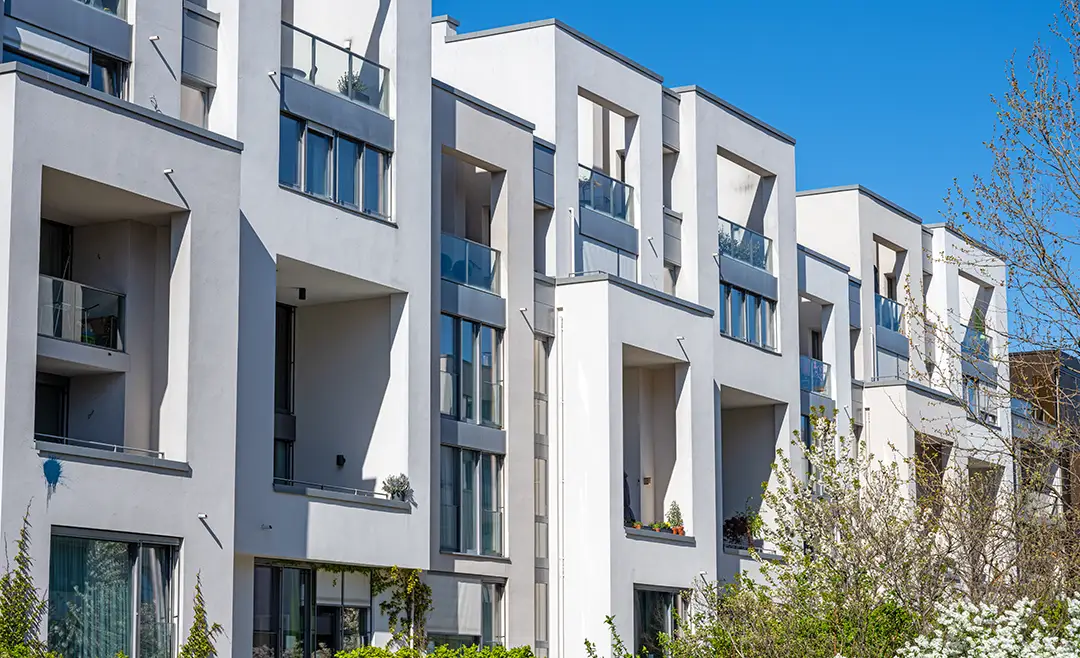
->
xmin=440 ymin=233 xmax=499 ymax=294
xmin=799 ymin=355 xmax=831 ymax=395
xmin=481 ymin=509 xmax=502 ymax=556
xmin=76 ymin=0 xmax=126 ymax=19
xmin=578 ymin=165 xmax=632 ymax=224
xmin=717 ymin=217 xmax=772 ymax=272
xmin=875 ymin=294 xmax=904 ymax=333
xmin=280 ymin=22 xmax=389 ymax=113
xmin=38 ymin=275 xmax=124 ymax=351
xmin=962 ymin=328 xmax=993 ymax=362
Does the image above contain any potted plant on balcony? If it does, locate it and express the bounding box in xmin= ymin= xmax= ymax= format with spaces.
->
xmin=337 ymin=71 xmax=370 ymax=104
xmin=723 ymin=509 xmax=763 ymax=551
xmin=666 ymin=501 xmax=685 ymax=536
xmin=381 ymin=473 xmax=412 ymax=502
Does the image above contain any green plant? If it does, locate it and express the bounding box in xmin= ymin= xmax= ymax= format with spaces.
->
xmin=177 ymin=573 xmax=223 ymax=658
xmin=666 ymin=501 xmax=683 ymax=528
xmin=381 ymin=474 xmax=413 ymax=502
xmin=0 ymin=504 xmax=55 ymax=658
xmin=337 ymin=71 xmax=369 ymax=98
xmin=370 ymin=566 xmax=431 ymax=652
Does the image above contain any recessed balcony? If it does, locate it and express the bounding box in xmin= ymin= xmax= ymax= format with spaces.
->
xmin=38 ymin=274 xmax=124 ymax=351
xmin=962 ymin=327 xmax=993 ymax=363
xmin=799 ymin=355 xmax=831 ymax=396
xmin=578 ymin=165 xmax=632 ymax=224
xmin=440 ymin=233 xmax=499 ymax=295
xmin=875 ymin=294 xmax=904 ymax=333
xmin=717 ymin=217 xmax=772 ymax=273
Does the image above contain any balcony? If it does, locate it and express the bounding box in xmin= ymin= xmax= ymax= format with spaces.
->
xmin=799 ymin=356 xmax=831 ymax=396
xmin=962 ymin=328 xmax=993 ymax=362
xmin=35 ymin=433 xmax=162 ymax=458
xmin=578 ymin=165 xmax=632 ymax=224
xmin=717 ymin=217 xmax=772 ymax=272
xmin=76 ymin=0 xmax=125 ymax=19
xmin=440 ymin=233 xmax=499 ymax=295
xmin=280 ymin=22 xmax=389 ymax=114
xmin=875 ymin=294 xmax=904 ymax=334
xmin=38 ymin=275 xmax=124 ymax=351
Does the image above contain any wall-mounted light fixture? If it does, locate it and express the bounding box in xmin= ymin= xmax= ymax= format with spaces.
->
xmin=148 ymin=35 xmax=160 ymax=42
xmin=336 ymin=454 xmax=347 ymax=467
xmin=298 ymin=287 xmax=307 ymax=301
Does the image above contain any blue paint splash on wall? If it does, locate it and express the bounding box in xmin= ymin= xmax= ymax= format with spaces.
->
xmin=43 ymin=458 xmax=62 ymax=503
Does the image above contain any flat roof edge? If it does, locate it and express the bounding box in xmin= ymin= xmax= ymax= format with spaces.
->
xmin=555 ymin=273 xmax=714 ymax=317
xmin=797 ymin=184 xmax=923 ymax=226
xmin=445 ymin=18 xmax=664 ymax=84
xmin=0 ymin=63 xmax=243 ymax=152
xmin=431 ymin=15 xmax=460 ymax=28
xmin=798 ymin=244 xmax=851 ymax=273
xmin=923 ymin=222 xmax=1007 ymax=262
xmin=432 ymin=78 xmax=535 ymax=132
xmin=672 ymin=85 xmax=795 ymax=145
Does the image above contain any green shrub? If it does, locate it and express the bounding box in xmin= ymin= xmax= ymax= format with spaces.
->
xmin=335 ymin=644 xmax=534 ymax=658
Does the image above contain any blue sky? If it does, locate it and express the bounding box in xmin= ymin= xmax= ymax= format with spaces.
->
xmin=431 ymin=0 xmax=1059 ymax=223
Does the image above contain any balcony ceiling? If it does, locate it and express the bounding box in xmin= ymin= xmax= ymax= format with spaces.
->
xmin=40 ymin=167 xmax=183 ymax=225
xmin=720 ymin=385 xmax=780 ymax=409
xmin=276 ymin=255 xmax=400 ymax=305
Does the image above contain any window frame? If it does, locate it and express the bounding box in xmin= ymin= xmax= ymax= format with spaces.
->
xmin=90 ymin=50 xmax=127 ymax=99
xmin=439 ymin=314 xmax=504 ymax=428
xmin=278 ymin=113 xmax=392 ymax=220
xmin=440 ymin=446 xmax=505 ymax=557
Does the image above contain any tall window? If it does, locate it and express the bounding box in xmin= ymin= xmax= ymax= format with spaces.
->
xmin=315 ymin=571 xmax=371 ymax=654
xmin=874 ymin=347 xmax=909 ymax=382
xmin=534 ymin=338 xmax=550 ymax=657
xmin=39 ymin=219 xmax=73 ymax=279
xmin=180 ymin=82 xmax=209 ymax=128
xmin=278 ymin=114 xmax=391 ymax=219
xmin=719 ymin=283 xmax=776 ymax=350
xmin=274 ymin=304 xmax=295 ymax=482
xmin=253 ymin=564 xmax=310 ymax=658
xmin=634 ymin=588 xmax=681 ymax=658
xmin=965 ymin=375 xmax=996 ymax=424
xmin=2 ymin=48 xmax=125 ymax=97
xmin=440 ymin=314 xmax=502 ymax=427
xmin=49 ymin=533 xmax=175 ymax=658
xmin=481 ymin=582 xmax=504 ymax=647
xmin=440 ymin=446 xmax=503 ymax=556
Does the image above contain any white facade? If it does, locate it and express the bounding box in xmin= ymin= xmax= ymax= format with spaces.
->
xmin=0 ymin=3 xmax=1012 ymax=658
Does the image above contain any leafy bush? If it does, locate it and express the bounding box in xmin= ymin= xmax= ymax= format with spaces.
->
xmin=334 ymin=644 xmax=534 ymax=658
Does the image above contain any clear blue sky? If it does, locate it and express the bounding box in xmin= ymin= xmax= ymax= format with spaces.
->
xmin=431 ymin=0 xmax=1059 ymax=223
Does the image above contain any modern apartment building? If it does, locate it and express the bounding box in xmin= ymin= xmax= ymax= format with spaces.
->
xmin=0 ymin=1 xmax=1015 ymax=657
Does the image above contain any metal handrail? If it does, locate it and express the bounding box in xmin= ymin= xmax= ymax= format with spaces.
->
xmin=273 ymin=477 xmax=390 ymax=499
xmin=280 ymin=22 xmax=389 ymax=75
xmin=38 ymin=273 xmax=125 ymax=299
xmin=35 ymin=433 xmax=163 ymax=458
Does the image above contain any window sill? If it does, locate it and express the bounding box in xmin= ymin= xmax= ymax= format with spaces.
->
xmin=273 ymin=482 xmax=411 ymax=513
xmin=440 ymin=414 xmax=504 ymax=432
xmin=278 ymin=184 xmax=394 ymax=227
xmin=35 ymin=440 xmax=191 ymax=476
xmin=439 ymin=550 xmax=511 ymax=563
xmin=624 ymin=527 xmax=696 ymax=547
xmin=718 ymin=332 xmax=780 ymax=356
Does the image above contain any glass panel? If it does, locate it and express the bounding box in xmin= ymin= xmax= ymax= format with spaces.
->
xmin=90 ymin=55 xmax=123 ymax=98
xmin=281 ymin=568 xmax=308 ymax=658
xmin=39 ymin=276 xmax=124 ymax=350
xmin=2 ymin=48 xmax=85 ymax=84
xmin=480 ymin=326 xmax=500 ymax=426
xmin=746 ymin=294 xmax=759 ymax=345
xmin=280 ymin=24 xmax=314 ymax=83
xmin=275 ymin=304 xmax=294 ymax=413
xmin=253 ymin=565 xmax=278 ymax=658
xmin=180 ymin=84 xmax=207 ymax=128
xmin=535 ymin=583 xmax=548 ymax=643
xmin=962 ymin=327 xmax=993 ymax=361
xmin=799 ymin=356 xmax=831 ymax=395
xmin=440 ymin=446 xmax=460 ymax=551
xmin=580 ymin=236 xmax=619 ymax=276
xmin=315 ymin=606 xmax=339 ymax=658
xmin=718 ymin=284 xmax=729 ymax=335
xmin=461 ymin=322 xmax=476 ymax=421
xmin=310 ymin=37 xmax=351 ymax=98
xmin=439 ymin=315 xmax=458 ymax=418
xmin=39 ymin=219 xmax=73 ymax=279
xmin=762 ymin=300 xmax=775 ymax=348
xmin=635 ymin=590 xmax=673 ymax=658
xmin=618 ymin=249 xmax=638 ymax=281
xmin=341 ymin=607 xmax=367 ymax=650
xmin=336 ymin=137 xmax=360 ymax=208
xmin=137 ymin=546 xmax=173 ymax=658
xmin=274 ymin=439 xmax=293 ymax=481
xmin=578 ymin=166 xmax=632 ymax=223
xmin=535 ymin=457 xmax=548 ymax=517
xmin=481 ymin=455 xmax=502 ymax=556
xmin=875 ymin=294 xmax=904 ymax=333
xmin=534 ymin=520 xmax=548 ymax=559
xmin=35 ymin=378 xmax=68 ymax=438
xmin=441 ymin=234 xmax=498 ymax=293
xmin=461 ymin=450 xmax=478 ymax=554
xmin=717 ymin=217 xmax=772 ymax=271
xmin=305 ymin=131 xmax=332 ymax=198
xmin=481 ymin=584 xmax=503 ymax=646
xmin=279 ymin=115 xmax=303 ymax=187
xmin=48 ymin=536 xmax=136 ymax=658
xmin=363 ymin=147 xmax=389 ymax=218
xmin=730 ymin=289 xmax=745 ymax=340
xmin=79 ymin=0 xmax=126 ymax=18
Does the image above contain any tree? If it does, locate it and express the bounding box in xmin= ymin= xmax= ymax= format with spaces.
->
xmin=177 ymin=573 xmax=223 ymax=658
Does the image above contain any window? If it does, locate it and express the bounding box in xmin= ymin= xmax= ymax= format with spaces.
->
xmin=315 ymin=570 xmax=371 ymax=655
xmin=481 ymin=582 xmax=504 ymax=647
xmin=441 ymin=446 xmax=504 ymax=556
xmin=35 ymin=373 xmax=70 ymax=439
xmin=49 ymin=533 xmax=175 ymax=658
xmin=180 ymin=83 xmax=209 ymax=128
xmin=275 ymin=304 xmax=295 ymax=482
xmin=719 ymin=283 xmax=776 ymax=349
xmin=634 ymin=589 xmax=680 ymax=658
xmin=440 ymin=314 xmax=503 ymax=427
xmin=90 ymin=52 xmax=125 ymax=98
xmin=534 ymin=338 xmax=550 ymax=653
xmin=278 ymin=114 xmax=391 ymax=218
xmin=39 ymin=219 xmax=73 ymax=279
xmin=965 ymin=375 xmax=996 ymax=424
xmin=3 ymin=48 xmax=83 ymax=83
xmin=305 ymin=130 xmax=333 ymax=198
xmin=253 ymin=564 xmax=311 ymax=658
